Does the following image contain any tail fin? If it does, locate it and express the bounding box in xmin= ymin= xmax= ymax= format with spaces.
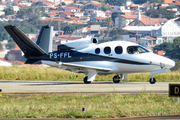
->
xmin=4 ymin=25 xmax=47 ymax=58
xmin=36 ymin=25 xmax=53 ymax=53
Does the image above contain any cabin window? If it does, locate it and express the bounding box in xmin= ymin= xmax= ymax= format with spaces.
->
xmin=115 ymin=46 xmax=123 ymax=54
xmin=104 ymin=46 xmax=111 ymax=54
xmin=127 ymin=46 xmax=149 ymax=54
xmin=95 ymin=48 xmax=100 ymax=54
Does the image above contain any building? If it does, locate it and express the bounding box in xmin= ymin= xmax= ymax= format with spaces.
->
xmin=129 ymin=12 xmax=168 ymax=26
xmin=91 ymin=10 xmax=106 ymax=19
xmin=164 ymin=0 xmax=173 ymax=4
xmin=115 ymin=14 xmax=148 ymax=27
xmin=62 ymin=0 xmax=73 ymax=5
xmin=91 ymin=25 xmax=100 ymax=34
xmin=92 ymin=16 xmax=106 ymax=22
xmin=59 ymin=12 xmax=75 ymax=18
xmin=161 ymin=18 xmax=180 ymax=42
xmin=137 ymin=36 xmax=157 ymax=47
xmin=10 ymin=6 xmax=20 ymax=13
xmin=74 ymin=12 xmax=84 ymax=18
xmin=114 ymin=6 xmax=131 ymax=15
xmin=123 ymin=26 xmax=161 ymax=37
xmin=65 ymin=7 xmax=80 ymax=12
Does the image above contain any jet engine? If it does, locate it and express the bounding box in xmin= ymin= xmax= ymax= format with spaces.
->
xmin=91 ymin=37 xmax=98 ymax=44
xmin=58 ymin=37 xmax=98 ymax=51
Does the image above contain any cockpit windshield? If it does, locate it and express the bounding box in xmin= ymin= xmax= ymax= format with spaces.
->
xmin=127 ymin=46 xmax=149 ymax=54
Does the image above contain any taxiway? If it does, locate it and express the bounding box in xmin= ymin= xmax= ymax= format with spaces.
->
xmin=0 ymin=81 xmax=179 ymax=95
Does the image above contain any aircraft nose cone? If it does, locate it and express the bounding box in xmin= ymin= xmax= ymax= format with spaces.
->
xmin=165 ymin=59 xmax=175 ymax=69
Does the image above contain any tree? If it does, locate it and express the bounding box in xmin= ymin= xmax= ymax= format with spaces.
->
xmin=170 ymin=59 xmax=180 ymax=71
xmin=132 ymin=0 xmax=148 ymax=4
xmin=145 ymin=8 xmax=174 ymax=19
xmin=105 ymin=0 xmax=126 ymax=6
xmin=16 ymin=5 xmax=46 ymax=22
xmin=97 ymin=0 xmax=104 ymax=3
xmin=62 ymin=2 xmax=66 ymax=6
xmin=105 ymin=18 xmax=114 ymax=28
xmin=99 ymin=38 xmax=110 ymax=43
xmin=3 ymin=8 xmax=14 ymax=15
xmin=0 ymin=43 xmax=3 ymax=50
xmin=111 ymin=12 xmax=124 ymax=23
xmin=166 ymin=5 xmax=180 ymax=11
xmin=63 ymin=25 xmax=75 ymax=34
xmin=6 ymin=42 xmax=16 ymax=49
xmin=148 ymin=0 xmax=164 ymax=3
xmin=73 ymin=0 xmax=78 ymax=3
xmin=35 ymin=2 xmax=45 ymax=6
xmin=100 ymin=5 xmax=113 ymax=11
xmin=173 ymin=37 xmax=180 ymax=48
xmin=109 ymin=27 xmax=127 ymax=37
xmin=112 ymin=34 xmax=122 ymax=40
xmin=153 ymin=42 xmax=173 ymax=51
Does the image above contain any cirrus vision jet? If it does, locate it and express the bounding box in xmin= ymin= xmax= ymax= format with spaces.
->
xmin=4 ymin=25 xmax=175 ymax=84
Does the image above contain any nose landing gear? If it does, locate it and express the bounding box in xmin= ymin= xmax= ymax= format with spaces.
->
xmin=149 ymin=76 xmax=156 ymax=84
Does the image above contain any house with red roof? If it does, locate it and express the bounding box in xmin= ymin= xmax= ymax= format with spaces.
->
xmin=59 ymin=12 xmax=75 ymax=18
xmin=75 ymin=26 xmax=91 ymax=35
xmin=92 ymin=16 xmax=106 ymax=22
xmin=47 ymin=12 xmax=58 ymax=17
xmin=19 ymin=1 xmax=32 ymax=6
xmin=115 ymin=14 xmax=148 ymax=27
xmin=129 ymin=17 xmax=168 ymax=26
xmin=41 ymin=0 xmax=55 ymax=7
xmin=173 ymin=1 xmax=180 ymax=6
xmin=29 ymin=0 xmax=37 ymax=3
xmin=63 ymin=0 xmax=73 ymax=5
xmin=85 ymin=1 xmax=103 ymax=10
xmin=52 ymin=17 xmax=66 ymax=21
xmin=65 ymin=7 xmax=80 ymax=12
xmin=0 ymin=3 xmax=6 ymax=11
xmin=127 ymin=5 xmax=139 ymax=11
xmin=14 ymin=3 xmax=26 ymax=8
xmin=164 ymin=0 xmax=173 ymax=4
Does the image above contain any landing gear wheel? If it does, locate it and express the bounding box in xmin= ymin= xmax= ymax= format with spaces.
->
xmin=113 ymin=75 xmax=120 ymax=83
xmin=149 ymin=77 xmax=156 ymax=84
xmin=83 ymin=76 xmax=91 ymax=84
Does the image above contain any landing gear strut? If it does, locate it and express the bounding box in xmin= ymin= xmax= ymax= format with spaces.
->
xmin=113 ymin=75 xmax=121 ymax=83
xmin=83 ymin=76 xmax=91 ymax=84
xmin=149 ymin=76 xmax=156 ymax=84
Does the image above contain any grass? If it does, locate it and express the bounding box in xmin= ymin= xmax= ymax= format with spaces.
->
xmin=0 ymin=66 xmax=179 ymax=118
xmin=0 ymin=66 xmax=180 ymax=82
xmin=0 ymin=93 xmax=180 ymax=118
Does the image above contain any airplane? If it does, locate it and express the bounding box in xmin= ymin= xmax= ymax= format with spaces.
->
xmin=4 ymin=25 xmax=175 ymax=84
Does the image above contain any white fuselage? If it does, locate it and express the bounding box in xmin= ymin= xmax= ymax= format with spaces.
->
xmin=75 ymin=41 xmax=175 ymax=74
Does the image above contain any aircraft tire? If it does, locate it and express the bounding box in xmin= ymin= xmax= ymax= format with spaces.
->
xmin=149 ymin=78 xmax=156 ymax=84
xmin=113 ymin=76 xmax=120 ymax=83
xmin=83 ymin=76 xmax=91 ymax=84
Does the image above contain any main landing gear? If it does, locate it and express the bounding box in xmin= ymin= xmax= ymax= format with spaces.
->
xmin=83 ymin=76 xmax=91 ymax=84
xmin=113 ymin=75 xmax=121 ymax=83
xmin=149 ymin=76 xmax=156 ymax=84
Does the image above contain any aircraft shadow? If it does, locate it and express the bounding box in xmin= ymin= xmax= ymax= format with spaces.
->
xmin=0 ymin=81 xmax=143 ymax=87
xmin=22 ymin=82 xmax=115 ymax=86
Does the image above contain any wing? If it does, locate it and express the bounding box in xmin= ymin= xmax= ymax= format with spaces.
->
xmin=41 ymin=60 xmax=113 ymax=73
xmin=62 ymin=62 xmax=112 ymax=72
